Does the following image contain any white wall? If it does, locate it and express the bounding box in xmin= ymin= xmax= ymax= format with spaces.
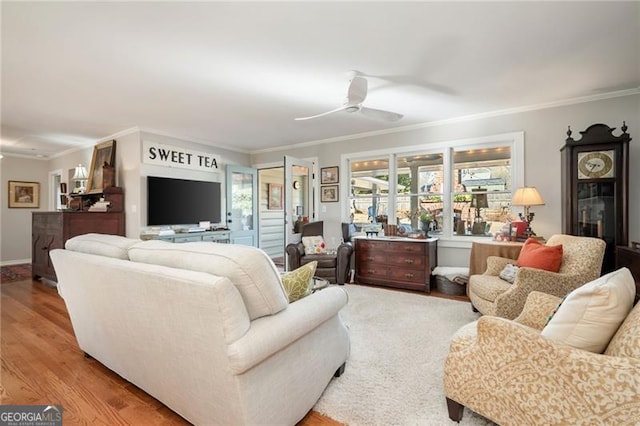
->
xmin=0 ymin=157 xmax=51 ymax=264
xmin=0 ymin=129 xmax=252 ymax=264
xmin=251 ymin=93 xmax=640 ymax=267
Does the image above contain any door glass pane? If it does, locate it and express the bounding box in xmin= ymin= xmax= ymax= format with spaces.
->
xmin=231 ymin=171 xmax=254 ymax=231
xmin=350 ymin=158 xmax=389 ymax=229
xmin=291 ymin=165 xmax=310 ymax=225
xmin=396 ymin=153 xmax=444 ymax=235
xmin=577 ymin=182 xmax=614 ymax=240
xmin=452 ymin=146 xmax=511 ymax=236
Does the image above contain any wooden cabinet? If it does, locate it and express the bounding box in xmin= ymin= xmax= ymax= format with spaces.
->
xmin=561 ymin=123 xmax=631 ymax=273
xmin=32 ymin=211 xmax=125 ymax=281
xmin=355 ymin=237 xmax=438 ymax=292
xmin=616 ymin=243 xmax=640 ymax=299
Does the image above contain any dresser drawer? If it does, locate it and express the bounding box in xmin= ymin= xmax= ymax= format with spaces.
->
xmin=355 ymin=240 xmax=389 ymax=253
xmin=388 ymin=267 xmax=426 ymax=283
xmin=386 ymin=254 xmax=426 ymax=268
xmin=393 ymin=242 xmax=425 ymax=254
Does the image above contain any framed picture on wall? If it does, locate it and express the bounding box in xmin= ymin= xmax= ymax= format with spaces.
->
xmin=8 ymin=181 xmax=40 ymax=208
xmin=321 ymin=185 xmax=339 ymax=203
xmin=320 ymin=166 xmax=339 ymax=184
xmin=86 ymin=139 xmax=116 ymax=193
xmin=268 ymin=183 xmax=283 ymax=210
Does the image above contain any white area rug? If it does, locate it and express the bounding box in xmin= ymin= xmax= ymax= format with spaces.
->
xmin=313 ymin=284 xmax=493 ymax=426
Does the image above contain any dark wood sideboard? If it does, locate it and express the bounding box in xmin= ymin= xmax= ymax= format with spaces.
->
xmin=616 ymin=243 xmax=640 ymax=299
xmin=355 ymin=237 xmax=438 ymax=292
xmin=32 ymin=190 xmax=125 ymax=282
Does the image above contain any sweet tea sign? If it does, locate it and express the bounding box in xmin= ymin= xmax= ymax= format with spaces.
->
xmin=143 ymin=141 xmax=220 ymax=172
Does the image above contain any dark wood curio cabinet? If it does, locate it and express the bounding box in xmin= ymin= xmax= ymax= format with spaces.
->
xmin=560 ymin=123 xmax=631 ymax=274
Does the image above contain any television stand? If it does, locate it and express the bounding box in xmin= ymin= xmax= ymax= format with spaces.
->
xmin=140 ymin=230 xmax=230 ymax=244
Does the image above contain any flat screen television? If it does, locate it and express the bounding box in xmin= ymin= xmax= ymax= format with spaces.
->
xmin=147 ymin=176 xmax=222 ymax=226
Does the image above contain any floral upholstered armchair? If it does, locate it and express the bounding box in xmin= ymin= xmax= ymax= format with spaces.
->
xmin=445 ymin=281 xmax=640 ymax=425
xmin=468 ymin=234 xmax=605 ymax=319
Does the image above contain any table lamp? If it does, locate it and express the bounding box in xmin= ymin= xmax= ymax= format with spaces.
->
xmin=73 ymin=164 xmax=88 ymax=193
xmin=512 ymin=186 xmax=545 ymax=237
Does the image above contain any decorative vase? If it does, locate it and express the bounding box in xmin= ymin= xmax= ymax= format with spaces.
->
xmin=421 ymin=221 xmax=431 ymax=236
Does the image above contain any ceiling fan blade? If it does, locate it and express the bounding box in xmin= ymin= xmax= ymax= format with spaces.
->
xmin=294 ymin=105 xmax=349 ymax=121
xmin=346 ymin=75 xmax=367 ymax=105
xmin=359 ymin=106 xmax=403 ymax=122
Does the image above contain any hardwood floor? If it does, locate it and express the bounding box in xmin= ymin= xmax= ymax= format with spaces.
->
xmin=0 ymin=278 xmax=342 ymax=425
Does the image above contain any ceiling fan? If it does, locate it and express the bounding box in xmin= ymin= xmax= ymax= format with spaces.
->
xmin=295 ymin=71 xmax=403 ymax=122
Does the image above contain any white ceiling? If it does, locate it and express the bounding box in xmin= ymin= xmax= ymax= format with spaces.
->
xmin=2 ymin=2 xmax=639 ymax=158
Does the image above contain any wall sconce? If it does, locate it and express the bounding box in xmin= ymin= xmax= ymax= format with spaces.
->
xmin=72 ymin=164 xmax=88 ymax=193
xmin=512 ymin=186 xmax=545 ymax=237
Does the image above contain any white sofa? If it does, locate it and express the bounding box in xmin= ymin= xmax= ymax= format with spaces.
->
xmin=50 ymin=233 xmax=350 ymax=426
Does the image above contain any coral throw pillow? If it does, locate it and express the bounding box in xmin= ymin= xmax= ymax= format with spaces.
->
xmin=302 ymin=236 xmax=327 ymax=255
xmin=281 ymin=261 xmax=318 ymax=303
xmin=516 ymin=238 xmax=563 ymax=272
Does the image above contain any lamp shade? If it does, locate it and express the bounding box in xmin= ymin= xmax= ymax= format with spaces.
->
xmin=73 ymin=165 xmax=88 ymax=180
xmin=512 ymin=186 xmax=545 ymax=206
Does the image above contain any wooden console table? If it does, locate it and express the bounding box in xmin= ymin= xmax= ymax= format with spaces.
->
xmin=355 ymin=236 xmax=438 ymax=292
xmin=469 ymin=240 xmax=524 ymax=276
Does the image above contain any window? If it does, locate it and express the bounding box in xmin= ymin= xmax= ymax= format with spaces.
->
xmin=344 ymin=133 xmax=523 ymax=241
xmin=350 ymin=157 xmax=389 ymax=227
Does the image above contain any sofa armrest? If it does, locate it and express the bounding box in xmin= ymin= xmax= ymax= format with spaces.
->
xmin=513 ymin=291 xmax=562 ymax=330
xmin=226 ymin=286 xmax=348 ymax=374
xmin=484 ymin=256 xmax=516 ymax=275
xmin=445 ymin=316 xmax=640 ymax=425
xmin=336 ymin=242 xmax=354 ymax=284
xmin=285 ymin=242 xmax=305 ymax=270
xmin=493 ymin=268 xmax=586 ymax=319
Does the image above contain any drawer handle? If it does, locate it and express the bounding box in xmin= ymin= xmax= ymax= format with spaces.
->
xmin=404 ymin=247 xmax=412 ymax=251
xmin=368 ymin=269 xmax=376 ymax=274
xmin=404 ymin=259 xmax=414 ymax=264
xmin=405 ymin=273 xmax=414 ymax=279
xmin=368 ymin=256 xmax=374 ymax=261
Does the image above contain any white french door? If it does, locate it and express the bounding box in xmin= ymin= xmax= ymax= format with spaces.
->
xmin=225 ymin=165 xmax=258 ymax=246
xmin=284 ymin=156 xmax=315 ymax=250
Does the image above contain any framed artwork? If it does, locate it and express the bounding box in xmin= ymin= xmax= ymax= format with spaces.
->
xmin=268 ymin=183 xmax=283 ymax=210
xmin=8 ymin=181 xmax=40 ymax=208
xmin=320 ymin=166 xmax=339 ymax=184
xmin=86 ymin=139 xmax=116 ymax=193
xmin=321 ymin=185 xmax=339 ymax=203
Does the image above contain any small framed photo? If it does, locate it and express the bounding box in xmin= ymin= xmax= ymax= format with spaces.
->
xmin=321 ymin=185 xmax=339 ymax=203
xmin=320 ymin=166 xmax=339 ymax=184
xmin=86 ymin=139 xmax=116 ymax=194
xmin=8 ymin=181 xmax=40 ymax=208
xmin=268 ymin=183 xmax=283 ymax=210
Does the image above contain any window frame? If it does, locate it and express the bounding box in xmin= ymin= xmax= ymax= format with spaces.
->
xmin=340 ymin=132 xmax=524 ymax=247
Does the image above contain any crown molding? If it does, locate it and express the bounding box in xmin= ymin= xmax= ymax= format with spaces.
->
xmin=49 ymin=126 xmax=142 ymax=159
xmin=138 ymin=127 xmax=250 ymax=154
xmin=250 ymin=87 xmax=640 ymax=155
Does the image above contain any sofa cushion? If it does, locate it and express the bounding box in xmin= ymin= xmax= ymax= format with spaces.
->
xmin=605 ymin=297 xmax=640 ymax=359
xmin=65 ymin=233 xmax=140 ymax=259
xmin=302 ymin=236 xmax=327 ymax=255
xmin=541 ymin=268 xmax=636 ymax=353
xmin=128 ymin=240 xmax=288 ymax=320
xmin=281 ymin=261 xmax=317 ymax=303
xmin=516 ymin=238 xmax=563 ymax=272
xmin=470 ymin=275 xmax=512 ymax=302
xmin=301 ymin=254 xmax=337 ymax=268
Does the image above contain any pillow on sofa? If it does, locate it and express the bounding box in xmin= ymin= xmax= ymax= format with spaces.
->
xmin=516 ymin=238 xmax=563 ymax=272
xmin=302 ymin=236 xmax=327 ymax=255
xmin=281 ymin=261 xmax=317 ymax=303
xmin=499 ymin=264 xmax=519 ymax=283
xmin=65 ymin=233 xmax=140 ymax=260
xmin=541 ymin=268 xmax=636 ymax=353
xmin=128 ymin=240 xmax=288 ymax=320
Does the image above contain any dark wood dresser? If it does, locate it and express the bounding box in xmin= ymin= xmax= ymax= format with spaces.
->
xmin=355 ymin=237 xmax=438 ymax=292
xmin=616 ymin=243 xmax=640 ymax=298
xmin=32 ymin=210 xmax=125 ymax=282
